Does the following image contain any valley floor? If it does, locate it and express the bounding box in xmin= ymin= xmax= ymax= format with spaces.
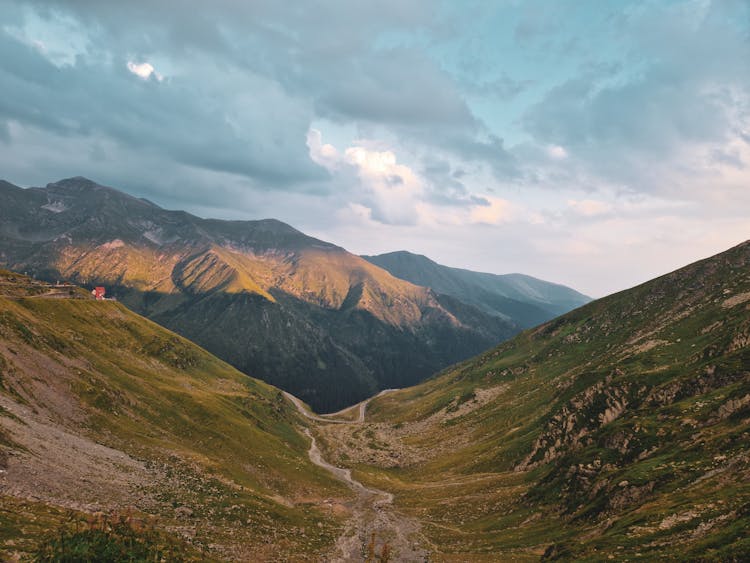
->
xmin=292 ymin=391 xmax=548 ymax=562
xmin=287 ymin=393 xmax=432 ymax=562
xmin=289 ymin=373 xmax=750 ymax=562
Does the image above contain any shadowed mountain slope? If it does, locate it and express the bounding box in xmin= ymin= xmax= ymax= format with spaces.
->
xmin=363 ymin=250 xmax=591 ymax=328
xmin=0 ymin=177 xmax=518 ymax=412
xmin=0 ymin=270 xmax=349 ymax=560
xmin=319 ymin=240 xmax=750 ymax=560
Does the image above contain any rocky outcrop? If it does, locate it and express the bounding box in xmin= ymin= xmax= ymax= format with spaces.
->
xmin=517 ymin=374 xmax=641 ymax=471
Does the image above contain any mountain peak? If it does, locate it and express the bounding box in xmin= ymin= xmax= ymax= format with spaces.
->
xmin=365 ymin=250 xmax=435 ymax=263
xmin=0 ymin=179 xmax=22 ymax=191
xmin=47 ymin=176 xmax=101 ymax=190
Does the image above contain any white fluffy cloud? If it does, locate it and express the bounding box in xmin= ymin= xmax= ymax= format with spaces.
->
xmin=308 ymin=129 xmax=516 ymax=227
xmin=547 ymin=145 xmax=568 ymax=160
xmin=126 ymin=61 xmax=162 ymax=81
xmin=308 ymin=129 xmax=426 ymax=225
xmin=343 ymin=145 xmax=425 ymax=225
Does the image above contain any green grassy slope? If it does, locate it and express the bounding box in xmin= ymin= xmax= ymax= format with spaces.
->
xmin=0 ymin=272 xmax=350 ymax=561
xmin=335 ymin=240 xmax=750 ymax=560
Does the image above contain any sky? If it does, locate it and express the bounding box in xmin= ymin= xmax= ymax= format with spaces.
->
xmin=0 ymin=0 xmax=748 ymax=297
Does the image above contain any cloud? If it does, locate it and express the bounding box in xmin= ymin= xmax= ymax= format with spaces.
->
xmin=444 ymin=133 xmax=521 ymax=180
xmin=345 ymin=145 xmax=426 ymax=225
xmin=521 ymin=0 xmax=750 ymax=201
xmin=547 ymin=145 xmax=567 ymax=160
xmin=308 ymin=129 xmax=520 ymax=227
xmin=306 ymin=128 xmax=340 ymax=170
xmin=1 ymin=0 xmax=748 ymax=298
xmin=0 ymin=0 xmax=520 ymax=200
xmin=470 ymin=74 xmax=532 ymax=100
xmin=0 ymin=0 xmax=507 ymax=193
xmin=126 ymin=61 xmax=162 ymax=81
xmin=0 ymin=25 xmax=325 ymax=189
xmin=313 ymin=47 xmax=476 ymax=130
xmin=308 ymin=129 xmax=426 ymax=225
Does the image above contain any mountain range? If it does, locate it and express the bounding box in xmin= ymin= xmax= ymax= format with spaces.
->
xmin=0 ymin=177 xmax=588 ymax=412
xmin=363 ymin=250 xmax=589 ymax=328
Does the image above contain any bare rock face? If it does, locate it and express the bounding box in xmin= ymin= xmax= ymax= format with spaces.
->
xmin=517 ymin=375 xmax=640 ymax=471
xmin=607 ymin=480 xmax=656 ymax=512
xmin=716 ymin=394 xmax=750 ymax=421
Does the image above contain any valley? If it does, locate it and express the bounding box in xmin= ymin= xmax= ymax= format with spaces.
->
xmin=293 ymin=404 xmax=430 ymax=562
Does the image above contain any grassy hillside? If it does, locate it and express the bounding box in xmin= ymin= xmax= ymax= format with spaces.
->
xmin=0 ymin=272 xmax=350 ymax=561
xmin=318 ymin=240 xmax=750 ymax=560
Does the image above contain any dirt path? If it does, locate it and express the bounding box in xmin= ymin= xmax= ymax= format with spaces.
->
xmin=312 ymin=389 xmax=397 ymax=423
xmin=282 ymin=392 xmax=349 ymax=424
xmin=286 ymin=392 xmax=430 ymax=562
xmin=355 ymin=389 xmax=395 ymax=422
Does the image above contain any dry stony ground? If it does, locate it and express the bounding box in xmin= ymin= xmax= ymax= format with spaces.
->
xmin=316 ymin=385 xmax=508 ymax=469
xmin=0 ymin=394 xmax=154 ymax=513
xmin=0 ymin=340 xmax=156 ymax=516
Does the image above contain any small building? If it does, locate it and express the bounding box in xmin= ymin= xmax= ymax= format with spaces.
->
xmin=92 ymin=286 xmax=106 ymax=300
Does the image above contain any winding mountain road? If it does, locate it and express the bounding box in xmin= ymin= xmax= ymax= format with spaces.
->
xmin=284 ymin=389 xmax=396 ymax=424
